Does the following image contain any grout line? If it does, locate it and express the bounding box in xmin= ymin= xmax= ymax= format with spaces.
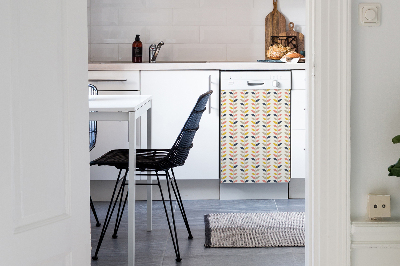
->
xmin=273 ymin=199 xmax=279 ymax=212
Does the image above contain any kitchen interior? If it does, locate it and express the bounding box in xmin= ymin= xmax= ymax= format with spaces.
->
xmin=88 ymin=0 xmax=306 ymax=265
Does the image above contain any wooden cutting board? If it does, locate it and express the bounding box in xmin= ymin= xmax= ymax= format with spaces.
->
xmin=265 ymin=0 xmax=286 ymax=59
xmin=279 ymin=22 xmax=304 ymax=52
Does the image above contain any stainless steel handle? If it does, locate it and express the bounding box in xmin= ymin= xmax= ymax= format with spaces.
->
xmin=247 ymin=81 xmax=264 ymax=86
xmin=88 ymin=79 xmax=127 ymax=82
xmin=208 ymin=75 xmax=212 ymax=114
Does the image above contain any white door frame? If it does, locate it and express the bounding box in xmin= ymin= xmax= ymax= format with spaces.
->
xmin=306 ymin=0 xmax=351 ymax=265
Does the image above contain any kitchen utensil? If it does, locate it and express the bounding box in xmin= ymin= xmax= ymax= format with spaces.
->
xmin=279 ymin=22 xmax=304 ymax=52
xmin=265 ymin=0 xmax=287 ymax=59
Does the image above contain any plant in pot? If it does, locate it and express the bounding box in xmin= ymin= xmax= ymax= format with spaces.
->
xmin=388 ymin=135 xmax=400 ymax=176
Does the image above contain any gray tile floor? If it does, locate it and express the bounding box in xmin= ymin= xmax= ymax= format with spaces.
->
xmin=91 ymin=199 xmax=305 ymax=266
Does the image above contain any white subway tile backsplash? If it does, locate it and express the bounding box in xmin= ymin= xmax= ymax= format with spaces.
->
xmin=91 ymin=44 xmax=119 ymax=62
xmin=147 ymin=26 xmax=199 ymax=44
xmin=87 ymin=8 xmax=91 ymax=26
xmin=88 ymin=26 xmax=91 ymax=44
xmin=88 ymin=44 xmax=91 ymax=62
xmin=252 ymin=26 xmax=265 ymax=44
xmin=173 ymin=44 xmax=226 ymax=61
xmin=279 ymin=1 xmax=306 ymax=25
xmin=119 ymin=8 xmax=173 ymax=26
xmin=253 ymin=0 xmax=271 ymax=9
xmin=87 ymin=0 xmax=305 ymax=62
xmin=200 ymin=26 xmax=252 ymax=44
xmin=200 ymin=0 xmax=252 ymax=8
xmin=118 ymin=44 xmax=132 ymax=61
xmin=91 ymin=7 xmax=118 ymax=26
xmin=227 ymin=8 xmax=267 ymax=26
xmin=91 ymin=26 xmax=146 ymax=43
xmin=227 ymin=43 xmax=264 ymax=61
xmin=91 ymin=0 xmax=146 ymax=8
xmin=293 ymin=24 xmax=306 ymax=35
xmin=173 ymin=8 xmax=226 ymax=26
xmin=224 ymin=0 xmax=253 ymax=8
xmin=199 ymin=0 xmax=228 ymax=8
xmin=146 ymin=0 xmax=199 ymax=9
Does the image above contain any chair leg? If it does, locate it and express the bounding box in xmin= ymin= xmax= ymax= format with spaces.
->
xmin=90 ymin=196 xmax=101 ymax=227
xmin=156 ymin=171 xmax=182 ymax=262
xmin=112 ymin=178 xmax=128 ymax=239
xmin=168 ymin=169 xmax=193 ymax=239
xmin=92 ymin=169 xmax=128 ymax=261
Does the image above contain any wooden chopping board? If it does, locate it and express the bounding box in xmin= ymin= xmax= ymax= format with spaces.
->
xmin=265 ymin=0 xmax=286 ymax=59
xmin=280 ymin=22 xmax=304 ymax=52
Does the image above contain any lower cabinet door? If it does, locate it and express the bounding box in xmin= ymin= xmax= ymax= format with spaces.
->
xmin=141 ymin=70 xmax=220 ymax=180
xmin=291 ymin=129 xmax=306 ymax=179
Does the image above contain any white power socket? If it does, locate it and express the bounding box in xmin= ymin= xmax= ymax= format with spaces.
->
xmin=368 ymin=194 xmax=391 ymax=220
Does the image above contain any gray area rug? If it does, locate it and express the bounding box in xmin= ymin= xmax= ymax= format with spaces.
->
xmin=204 ymin=212 xmax=305 ymax=248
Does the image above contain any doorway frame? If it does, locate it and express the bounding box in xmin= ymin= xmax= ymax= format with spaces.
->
xmin=306 ymin=0 xmax=351 ymax=265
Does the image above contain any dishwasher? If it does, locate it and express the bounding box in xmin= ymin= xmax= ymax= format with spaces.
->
xmin=220 ymin=71 xmax=291 ymax=183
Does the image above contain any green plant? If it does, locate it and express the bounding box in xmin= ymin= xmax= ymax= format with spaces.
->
xmin=388 ymin=135 xmax=400 ymax=176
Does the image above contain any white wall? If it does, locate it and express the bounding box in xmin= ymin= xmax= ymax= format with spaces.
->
xmin=351 ymin=1 xmax=400 ymax=264
xmin=351 ymin=0 xmax=400 ymax=220
xmin=87 ymin=0 xmax=305 ymax=62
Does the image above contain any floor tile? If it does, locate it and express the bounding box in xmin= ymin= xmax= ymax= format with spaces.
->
xmin=91 ymin=199 xmax=305 ymax=266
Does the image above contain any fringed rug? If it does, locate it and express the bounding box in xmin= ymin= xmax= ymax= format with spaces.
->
xmin=204 ymin=212 xmax=305 ymax=248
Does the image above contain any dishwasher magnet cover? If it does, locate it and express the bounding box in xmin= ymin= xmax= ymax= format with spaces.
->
xmin=220 ymin=90 xmax=290 ymax=183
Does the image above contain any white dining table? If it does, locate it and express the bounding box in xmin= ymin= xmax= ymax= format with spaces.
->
xmin=89 ymin=94 xmax=152 ymax=266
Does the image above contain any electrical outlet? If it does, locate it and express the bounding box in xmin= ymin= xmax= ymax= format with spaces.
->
xmin=368 ymin=194 xmax=391 ymax=219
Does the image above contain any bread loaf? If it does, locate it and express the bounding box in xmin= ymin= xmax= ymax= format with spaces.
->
xmin=283 ymin=52 xmax=304 ymax=59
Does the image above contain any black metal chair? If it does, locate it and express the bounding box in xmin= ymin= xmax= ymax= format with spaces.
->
xmin=89 ymin=84 xmax=101 ymax=227
xmin=90 ymin=90 xmax=213 ymax=262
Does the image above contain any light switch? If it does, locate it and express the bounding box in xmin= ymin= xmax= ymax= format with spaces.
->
xmin=359 ymin=3 xmax=381 ymax=26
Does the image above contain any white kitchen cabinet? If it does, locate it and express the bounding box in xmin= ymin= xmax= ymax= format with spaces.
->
xmin=141 ymin=70 xmax=219 ymax=180
xmin=291 ymin=129 xmax=306 ymax=179
xmin=88 ymin=71 xmax=141 ymax=180
xmin=291 ymin=70 xmax=306 ymax=179
xmin=292 ymin=70 xmax=306 ymax=90
xmin=88 ymin=71 xmax=140 ymax=91
xmin=291 ymin=90 xmax=306 ymax=130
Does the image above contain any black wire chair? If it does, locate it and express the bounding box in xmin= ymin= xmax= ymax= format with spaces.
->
xmin=89 ymin=84 xmax=101 ymax=227
xmin=90 ymin=90 xmax=213 ymax=262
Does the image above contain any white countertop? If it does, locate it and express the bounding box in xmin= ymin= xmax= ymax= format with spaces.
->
xmin=89 ymin=62 xmax=306 ymax=71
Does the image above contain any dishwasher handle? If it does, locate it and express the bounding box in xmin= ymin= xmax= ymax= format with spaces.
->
xmin=247 ymin=81 xmax=265 ymax=86
xmin=208 ymin=75 xmax=212 ymax=114
xmin=88 ymin=79 xmax=127 ymax=82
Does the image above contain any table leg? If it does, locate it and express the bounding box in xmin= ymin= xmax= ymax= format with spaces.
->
xmin=128 ymin=112 xmax=136 ymax=266
xmin=147 ymin=105 xmax=152 ymax=232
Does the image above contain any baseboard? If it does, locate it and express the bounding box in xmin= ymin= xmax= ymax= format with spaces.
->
xmin=220 ymin=183 xmax=289 ymax=200
xmin=351 ymin=220 xmax=400 ymax=266
xmin=289 ymin=178 xmax=305 ymax=198
xmin=90 ymin=179 xmax=220 ymax=201
xmin=91 ymin=179 xmax=306 ymax=201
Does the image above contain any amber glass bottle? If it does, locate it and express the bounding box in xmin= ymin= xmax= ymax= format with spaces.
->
xmin=132 ymin=35 xmax=142 ymax=63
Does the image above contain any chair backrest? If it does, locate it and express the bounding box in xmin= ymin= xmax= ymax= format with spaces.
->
xmin=89 ymin=84 xmax=98 ymax=151
xmin=163 ymin=90 xmax=213 ymax=169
